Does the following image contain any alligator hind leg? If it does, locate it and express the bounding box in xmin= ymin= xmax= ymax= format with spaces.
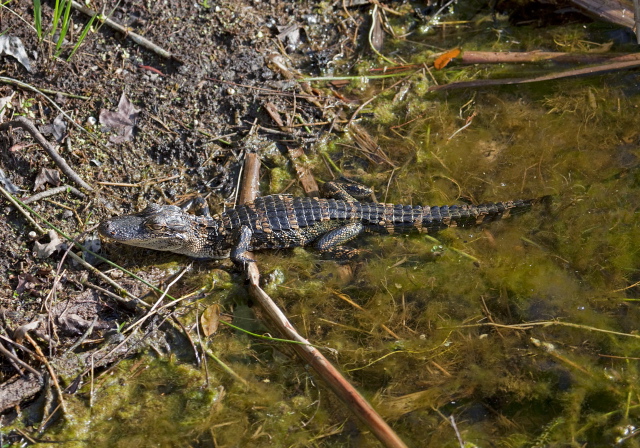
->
xmin=322 ymin=181 xmax=376 ymax=202
xmin=315 ymin=222 xmax=365 ymax=259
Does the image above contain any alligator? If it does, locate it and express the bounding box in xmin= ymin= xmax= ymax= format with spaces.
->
xmin=99 ymin=182 xmax=539 ymax=264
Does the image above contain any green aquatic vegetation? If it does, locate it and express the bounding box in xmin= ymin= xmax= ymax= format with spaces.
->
xmin=305 ymin=75 xmax=638 ymax=446
xmin=268 ymin=166 xmax=292 ymax=194
xmin=43 ymin=359 xmax=220 ymax=446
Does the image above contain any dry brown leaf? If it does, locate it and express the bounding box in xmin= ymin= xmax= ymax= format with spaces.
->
xmin=33 ymin=168 xmax=61 ymax=191
xmin=201 ymin=304 xmax=221 ymax=337
xmin=99 ymin=93 xmax=140 ymax=143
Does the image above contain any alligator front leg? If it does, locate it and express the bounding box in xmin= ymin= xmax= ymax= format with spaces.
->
xmin=314 ymin=222 xmax=365 ymax=259
xmin=180 ymin=196 xmax=212 ymax=218
xmin=230 ymin=225 xmax=255 ymax=266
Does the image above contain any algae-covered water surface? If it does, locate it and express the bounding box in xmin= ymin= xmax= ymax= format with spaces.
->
xmin=45 ymin=8 xmax=640 ymax=448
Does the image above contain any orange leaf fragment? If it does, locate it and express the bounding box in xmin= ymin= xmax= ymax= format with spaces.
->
xmin=434 ymin=48 xmax=461 ymax=70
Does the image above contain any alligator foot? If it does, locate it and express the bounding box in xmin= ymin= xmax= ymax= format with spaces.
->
xmin=231 ymin=225 xmax=256 ymax=266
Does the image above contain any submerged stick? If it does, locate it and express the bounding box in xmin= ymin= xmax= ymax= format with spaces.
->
xmin=237 ymin=153 xmax=408 ymax=448
xmin=429 ymin=59 xmax=640 ymax=91
xmin=455 ymin=50 xmax=640 ymax=65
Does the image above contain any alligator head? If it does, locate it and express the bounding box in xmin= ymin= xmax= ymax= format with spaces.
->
xmin=99 ymin=204 xmax=220 ymax=258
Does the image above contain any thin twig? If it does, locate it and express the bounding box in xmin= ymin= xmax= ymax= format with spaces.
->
xmin=67 ymin=251 xmax=146 ymax=307
xmin=205 ymin=351 xmax=249 ymax=386
xmin=173 ymin=315 xmax=200 ymax=366
xmin=23 ymin=185 xmax=86 ymax=204
xmin=0 ymin=76 xmax=102 ymax=142
xmin=0 ymin=334 xmax=37 ymax=357
xmin=332 ymin=290 xmax=400 ymax=339
xmin=0 ymin=342 xmax=42 ymax=377
xmin=455 ymin=50 xmax=640 ymax=65
xmin=81 ymin=280 xmax=139 ymax=311
xmin=0 ymin=185 xmax=46 ymax=233
xmin=64 ymin=316 xmax=98 ymax=354
xmin=445 ymin=320 xmax=640 ymax=339
xmin=70 ymin=1 xmax=178 ymax=61
xmin=123 ymin=265 xmax=191 ymax=334
xmin=429 ymin=59 xmax=640 ymax=92
xmin=24 ymin=333 xmax=67 ymax=416
xmin=0 ymin=117 xmax=93 ymax=191
xmin=450 ymin=415 xmax=465 ymax=448
xmin=348 ymin=75 xmax=411 ymax=126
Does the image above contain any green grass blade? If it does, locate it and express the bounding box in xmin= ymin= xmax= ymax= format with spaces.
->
xmin=50 ymin=0 xmax=62 ymax=37
xmin=54 ymin=0 xmax=72 ymax=56
xmin=33 ymin=0 xmax=42 ymax=40
xmin=67 ymin=14 xmax=96 ymax=61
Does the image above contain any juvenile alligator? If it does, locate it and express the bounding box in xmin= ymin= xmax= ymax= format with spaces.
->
xmin=99 ymin=182 xmax=539 ymax=264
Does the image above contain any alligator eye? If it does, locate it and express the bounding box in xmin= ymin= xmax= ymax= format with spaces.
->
xmin=145 ymin=219 xmax=165 ymax=231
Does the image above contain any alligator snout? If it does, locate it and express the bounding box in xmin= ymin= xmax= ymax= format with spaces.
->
xmin=98 ymin=220 xmax=116 ymax=238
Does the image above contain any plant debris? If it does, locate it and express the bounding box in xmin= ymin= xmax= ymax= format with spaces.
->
xmin=99 ymin=93 xmax=140 ymax=143
xmin=32 ymin=230 xmax=64 ymax=258
xmin=0 ymin=35 xmax=32 ymax=73
xmin=33 ymin=168 xmax=61 ymax=191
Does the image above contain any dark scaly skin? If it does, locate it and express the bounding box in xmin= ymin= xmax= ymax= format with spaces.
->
xmin=99 ymin=183 xmax=537 ymax=264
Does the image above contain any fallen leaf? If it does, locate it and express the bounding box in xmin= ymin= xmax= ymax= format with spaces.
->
xmin=39 ymin=114 xmax=67 ymax=142
xmin=15 ymin=273 xmax=41 ymax=294
xmin=277 ymin=24 xmax=303 ymax=51
xmin=370 ymin=9 xmax=384 ymax=52
xmin=0 ymin=168 xmax=20 ymax=194
xmin=99 ymin=93 xmax=140 ymax=143
xmin=34 ymin=168 xmax=61 ymax=191
xmin=434 ymin=48 xmax=461 ymax=70
xmin=0 ymin=92 xmax=14 ymax=122
xmin=57 ymin=314 xmax=96 ymax=335
xmin=81 ymin=236 xmax=101 ymax=266
xmin=14 ymin=320 xmax=41 ymax=344
xmin=201 ymin=304 xmax=221 ymax=337
xmin=0 ymin=35 xmax=32 ymax=73
xmin=33 ymin=230 xmax=64 ymax=258
xmin=52 ymin=114 xmax=67 ymax=142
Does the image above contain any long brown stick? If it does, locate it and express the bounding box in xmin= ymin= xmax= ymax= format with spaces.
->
xmin=0 ymin=117 xmax=93 ymax=191
xmin=237 ymin=153 xmax=408 ymax=448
